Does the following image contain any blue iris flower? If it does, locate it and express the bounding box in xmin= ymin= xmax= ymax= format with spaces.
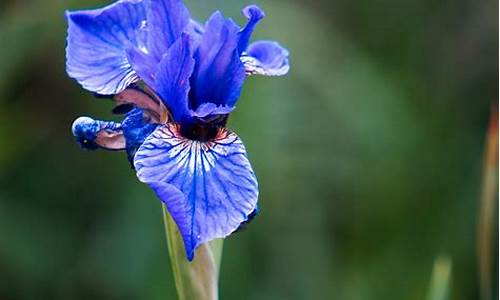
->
xmin=66 ymin=0 xmax=289 ymax=260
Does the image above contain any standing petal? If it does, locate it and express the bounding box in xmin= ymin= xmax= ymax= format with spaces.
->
xmin=146 ymin=0 xmax=190 ymax=61
xmin=242 ymin=41 xmax=290 ymax=76
xmin=66 ymin=0 xmax=147 ymax=95
xmin=237 ymin=5 xmax=265 ymax=54
xmin=187 ymin=19 xmax=205 ymax=39
xmin=127 ymin=0 xmax=191 ymax=86
xmin=190 ymin=12 xmax=246 ymax=108
xmin=134 ymin=124 xmax=258 ymax=260
xmin=152 ymin=34 xmax=195 ymax=122
xmin=126 ymin=47 xmax=158 ymax=89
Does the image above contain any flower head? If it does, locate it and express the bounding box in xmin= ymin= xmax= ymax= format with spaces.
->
xmin=67 ymin=0 xmax=289 ymax=260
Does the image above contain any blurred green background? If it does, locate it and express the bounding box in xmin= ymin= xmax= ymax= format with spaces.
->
xmin=0 ymin=0 xmax=498 ymax=299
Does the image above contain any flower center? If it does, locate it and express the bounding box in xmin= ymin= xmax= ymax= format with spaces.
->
xmin=180 ymin=123 xmax=220 ymax=142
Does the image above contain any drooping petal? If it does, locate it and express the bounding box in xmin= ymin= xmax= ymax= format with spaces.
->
xmin=145 ymin=0 xmax=190 ymax=61
xmin=72 ymin=116 xmax=125 ymax=150
xmin=234 ymin=206 xmax=259 ymax=233
xmin=122 ymin=108 xmax=158 ymax=163
xmin=152 ymin=34 xmax=195 ymax=122
xmin=134 ymin=124 xmax=259 ymax=260
xmin=65 ymin=0 xmax=147 ymax=95
xmin=237 ymin=5 xmax=265 ymax=54
xmin=242 ymin=41 xmax=290 ymax=76
xmin=190 ymin=11 xmax=246 ymax=108
xmin=71 ymin=107 xmax=158 ymax=159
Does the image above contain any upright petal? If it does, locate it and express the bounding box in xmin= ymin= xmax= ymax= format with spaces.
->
xmin=152 ymin=34 xmax=195 ymax=122
xmin=126 ymin=47 xmax=159 ymax=89
xmin=242 ymin=41 xmax=290 ymax=76
xmin=65 ymin=0 xmax=147 ymax=95
xmin=185 ymin=19 xmax=205 ymax=49
xmin=146 ymin=0 xmax=190 ymax=61
xmin=187 ymin=19 xmax=205 ymax=37
xmin=237 ymin=5 xmax=265 ymax=54
xmin=134 ymin=124 xmax=259 ymax=260
xmin=190 ymin=12 xmax=246 ymax=108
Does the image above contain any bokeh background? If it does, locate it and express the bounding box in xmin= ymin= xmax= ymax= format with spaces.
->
xmin=0 ymin=0 xmax=498 ymax=299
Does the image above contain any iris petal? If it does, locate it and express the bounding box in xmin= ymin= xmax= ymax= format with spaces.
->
xmin=134 ymin=124 xmax=259 ymax=260
xmin=190 ymin=11 xmax=246 ymax=108
xmin=146 ymin=0 xmax=190 ymax=61
xmin=190 ymin=103 xmax=234 ymax=118
xmin=126 ymin=47 xmax=158 ymax=89
xmin=152 ymin=34 xmax=195 ymax=122
xmin=122 ymin=108 xmax=158 ymax=163
xmin=113 ymin=87 xmax=163 ymax=122
xmin=65 ymin=0 xmax=147 ymax=95
xmin=71 ymin=107 xmax=157 ymax=163
xmin=187 ymin=19 xmax=205 ymax=42
xmin=242 ymin=41 xmax=290 ymax=76
xmin=72 ymin=116 xmax=125 ymax=150
xmin=238 ymin=5 xmax=265 ymax=54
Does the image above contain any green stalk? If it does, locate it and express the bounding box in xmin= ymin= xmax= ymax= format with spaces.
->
xmin=162 ymin=204 xmax=223 ymax=300
xmin=476 ymin=106 xmax=498 ymax=300
xmin=426 ymin=255 xmax=452 ymax=300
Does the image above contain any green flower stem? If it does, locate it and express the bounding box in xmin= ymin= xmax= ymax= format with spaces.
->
xmin=477 ymin=107 xmax=498 ymax=300
xmin=162 ymin=204 xmax=223 ymax=300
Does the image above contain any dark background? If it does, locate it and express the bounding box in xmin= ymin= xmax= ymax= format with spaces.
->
xmin=0 ymin=0 xmax=498 ymax=299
